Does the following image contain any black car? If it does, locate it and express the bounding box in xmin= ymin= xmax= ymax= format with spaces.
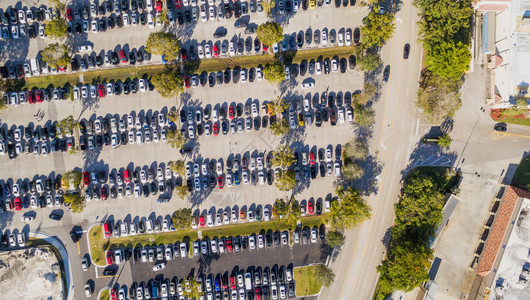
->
xmin=340 ymin=58 xmax=347 ymax=73
xmin=383 ymin=65 xmax=390 ymax=81
xmin=208 ymin=74 xmax=215 ymax=87
xmin=74 ymin=23 xmax=82 ymax=34
xmin=70 ymin=59 xmax=79 ymax=72
xmin=349 ymin=55 xmax=356 ymax=69
xmin=297 ymin=32 xmax=304 ymax=48
xmin=494 ymin=123 xmax=507 ymax=132
xmin=95 ymin=55 xmax=103 ymax=67
xmin=224 ymin=4 xmax=232 ymax=18
xmin=403 ymin=43 xmax=410 ymax=59
xmin=102 ymin=269 xmax=117 ymax=276
xmin=98 ymin=19 xmax=106 ymax=32
xmin=315 ymin=110 xmax=322 ymax=127
xmin=70 ymin=230 xmax=79 ymax=243
xmin=129 ymin=52 xmax=136 ymax=65
xmin=176 ymin=11 xmax=184 ymax=24
xmin=224 ymin=69 xmax=231 ymax=83
xmin=323 ymin=59 xmax=330 ymax=74
xmin=353 ymin=27 xmax=360 ymax=44
xmin=139 ymin=13 xmax=147 ymax=25
xmin=49 ymin=212 xmax=63 ymax=221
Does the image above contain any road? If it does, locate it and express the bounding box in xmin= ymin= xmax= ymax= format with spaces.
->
xmin=319 ymin=1 xmax=530 ymax=300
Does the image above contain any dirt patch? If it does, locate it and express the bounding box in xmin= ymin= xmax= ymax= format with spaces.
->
xmin=0 ymin=248 xmax=63 ymax=300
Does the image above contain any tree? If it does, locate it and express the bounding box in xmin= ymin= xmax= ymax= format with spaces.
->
xmin=358 ymin=51 xmax=382 ymax=72
xmin=0 ymin=79 xmax=23 ymax=111
xmin=275 ymin=170 xmax=296 ymax=191
xmin=182 ymin=277 xmax=204 ymax=299
xmin=57 ymin=115 xmax=79 ymax=135
xmin=326 ymin=231 xmax=345 ymax=248
xmin=267 ymin=97 xmax=289 ymax=116
xmin=45 ymin=17 xmax=68 ymax=39
xmin=343 ymin=161 xmax=365 ymax=181
xmin=437 ymin=133 xmax=452 ymax=148
xmin=262 ymin=61 xmax=285 ymax=84
xmin=416 ymin=71 xmax=462 ymax=123
xmin=326 ymin=186 xmax=371 ymax=230
xmin=41 ymin=43 xmax=70 ymax=69
xmin=269 ymin=118 xmax=290 ymax=136
xmin=272 ymin=198 xmax=289 ymax=219
xmin=167 ymin=110 xmax=180 ymax=125
xmin=260 ymin=0 xmax=275 ymax=17
xmin=286 ymin=200 xmax=301 ymax=227
xmin=169 ymin=160 xmax=186 ymax=177
xmin=314 ymin=265 xmax=335 ymax=288
xmin=166 ymin=129 xmax=187 ymax=149
xmin=151 ymin=70 xmax=184 ymax=98
xmin=63 ymin=193 xmax=85 ymax=213
xmin=377 ymin=241 xmax=432 ymax=293
xmin=145 ymin=31 xmax=181 ymax=61
xmin=175 ymin=185 xmax=189 ymax=200
xmin=49 ymin=0 xmax=66 ymax=11
xmin=343 ymin=138 xmax=368 ymax=161
xmin=257 ymin=21 xmax=284 ymax=48
xmin=272 ymin=145 xmax=295 ymax=170
xmin=172 ymin=208 xmax=194 ymax=230
xmin=507 ymin=98 xmax=529 ymax=115
xmin=61 ymin=170 xmax=82 ymax=190
xmin=353 ymin=103 xmax=375 ymax=127
xmin=360 ymin=6 xmax=396 ymax=48
xmin=425 ymin=41 xmax=470 ymax=80
xmin=159 ymin=9 xmax=169 ymax=25
xmin=356 ymin=82 xmax=378 ymax=105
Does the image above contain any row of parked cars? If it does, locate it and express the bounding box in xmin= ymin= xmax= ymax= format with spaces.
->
xmin=71 ymin=48 xmax=152 ymax=72
xmin=1 ymin=232 xmax=26 ymax=248
xmin=123 ymin=264 xmax=296 ymax=300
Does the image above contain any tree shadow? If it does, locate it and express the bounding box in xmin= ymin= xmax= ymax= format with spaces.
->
xmin=401 ymin=141 xmax=459 ymax=182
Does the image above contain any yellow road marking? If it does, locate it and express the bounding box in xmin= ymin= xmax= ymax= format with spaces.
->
xmin=491 ymin=131 xmax=530 ymax=139
xmin=77 ymin=241 xmax=80 ymax=255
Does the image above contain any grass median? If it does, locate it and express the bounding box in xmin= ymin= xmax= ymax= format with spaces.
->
xmin=89 ymin=215 xmax=325 ymax=265
xmin=294 ymin=265 xmax=324 ymax=296
xmin=23 ymin=46 xmax=357 ymax=90
xmin=98 ymin=288 xmax=109 ymax=300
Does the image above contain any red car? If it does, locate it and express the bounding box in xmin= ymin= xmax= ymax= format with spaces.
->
xmin=28 ymin=90 xmax=35 ymax=104
xmin=110 ymin=289 xmax=117 ymax=300
xmin=104 ymin=222 xmax=112 ymax=237
xmin=230 ymin=275 xmax=236 ymax=289
xmin=262 ymin=44 xmax=269 ymax=51
xmin=13 ymin=198 xmax=22 ymax=211
xmin=309 ymin=152 xmax=316 ymax=165
xmin=59 ymin=66 xmax=66 ymax=73
xmin=98 ymin=85 xmax=105 ymax=98
xmin=123 ymin=170 xmax=131 ymax=183
xmin=106 ymin=250 xmax=113 ymax=265
xmin=155 ymin=0 xmax=163 ymax=12
xmin=213 ymin=45 xmax=219 ymax=57
xmin=226 ymin=238 xmax=233 ymax=252
xmin=181 ymin=49 xmax=187 ymax=61
xmin=184 ymin=76 xmax=190 ymax=88
xmin=199 ymin=216 xmax=205 ymax=227
xmin=66 ymin=8 xmax=73 ymax=21
xmin=213 ymin=123 xmax=219 ymax=136
xmin=218 ymin=176 xmax=224 ymax=189
xmin=36 ymin=90 xmax=43 ymax=102
xmin=101 ymin=187 xmax=108 ymax=201
xmin=175 ymin=0 xmax=181 ymax=9
xmin=228 ymin=106 xmax=235 ymax=120
xmin=119 ymin=50 xmax=127 ymax=63
xmin=308 ymin=200 xmax=314 ymax=215
xmin=83 ymin=171 xmax=90 ymax=185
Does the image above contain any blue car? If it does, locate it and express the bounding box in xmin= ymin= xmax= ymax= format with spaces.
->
xmin=234 ymin=173 xmax=240 ymax=185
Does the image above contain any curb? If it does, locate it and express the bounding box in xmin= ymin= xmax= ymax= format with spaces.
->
xmin=86 ymin=223 xmax=107 ymax=268
xmin=97 ymin=287 xmax=109 ymax=300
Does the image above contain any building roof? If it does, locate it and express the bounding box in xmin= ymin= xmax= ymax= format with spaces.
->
xmin=477 ymin=186 xmax=530 ymax=276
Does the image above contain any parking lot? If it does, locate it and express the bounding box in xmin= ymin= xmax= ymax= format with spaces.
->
xmin=0 ymin=1 xmax=369 ymax=299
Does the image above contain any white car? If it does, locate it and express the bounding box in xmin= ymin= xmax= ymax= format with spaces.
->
xmin=21 ymin=216 xmax=34 ymax=223
xmin=78 ymin=44 xmax=93 ymax=52
xmin=148 ymin=13 xmax=155 ymax=28
xmin=256 ymin=67 xmax=263 ymax=80
xmin=345 ymin=31 xmax=352 ymax=46
xmin=321 ymin=29 xmax=328 ymax=45
xmin=200 ymin=8 xmax=207 ymax=22
xmin=123 ymin=14 xmax=130 ymax=27
xmin=229 ymin=42 xmax=236 ymax=56
xmin=315 ymin=61 xmax=322 ymax=75
xmin=240 ymin=69 xmax=247 ymax=83
xmin=301 ymin=82 xmax=314 ymax=89
xmin=337 ymin=32 xmax=344 ymax=46
xmin=39 ymin=24 xmax=45 ymax=38
xmin=332 ymin=59 xmax=338 ymax=72
xmin=91 ymin=20 xmax=98 ymax=33
xmin=209 ymin=6 xmax=215 ymax=20
xmin=205 ymin=44 xmax=212 ymax=58
xmin=139 ymin=79 xmax=147 ymax=92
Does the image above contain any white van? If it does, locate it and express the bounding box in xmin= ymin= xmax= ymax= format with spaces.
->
xmin=207 ymin=213 xmax=214 ymax=227
xmin=146 ymin=219 xmax=154 ymax=233
xmin=30 ymin=58 xmax=40 ymax=76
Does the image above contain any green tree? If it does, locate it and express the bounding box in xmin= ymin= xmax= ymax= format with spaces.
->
xmin=57 ymin=115 xmax=79 ymax=135
xmin=353 ymin=103 xmax=375 ymax=127
xmin=159 ymin=9 xmax=169 ymax=25
xmin=377 ymin=241 xmax=432 ymax=292
xmin=284 ymin=199 xmax=301 ymax=227
xmin=269 ymin=118 xmax=290 ymax=136
xmin=49 ymin=0 xmax=66 ymax=11
xmin=314 ymin=265 xmax=335 ymax=288
xmin=326 ymin=186 xmax=371 ymax=230
xmin=437 ymin=133 xmax=452 ymax=148
xmin=182 ymin=277 xmax=204 ymax=299
xmin=263 ymin=61 xmax=285 ymax=84
xmin=343 ymin=138 xmax=368 ymax=161
xmin=358 ymin=51 xmax=382 ymax=72
xmin=45 ymin=17 xmax=68 ymax=39
xmin=175 ymin=185 xmax=189 ymax=200
xmin=169 ymin=160 xmax=186 ymax=177
xmin=257 ymin=21 xmax=284 ymax=48
xmin=272 ymin=145 xmax=295 ymax=170
xmin=425 ymin=41 xmax=470 ymax=80
xmin=272 ymin=198 xmax=290 ymax=219
xmin=416 ymin=71 xmax=462 ymax=123
xmin=166 ymin=129 xmax=187 ymax=149
xmin=145 ymin=31 xmax=181 ymax=61
xmin=343 ymin=160 xmax=365 ymax=181
xmin=360 ymin=6 xmax=396 ymax=48
xmin=275 ymin=170 xmax=296 ymax=191
xmin=167 ymin=110 xmax=180 ymax=124
xmin=40 ymin=43 xmax=70 ymax=69
xmin=260 ymin=0 xmax=275 ymax=17
xmin=151 ymin=70 xmax=184 ymax=98
xmin=63 ymin=193 xmax=85 ymax=213
xmin=326 ymin=231 xmax=345 ymax=248
xmin=0 ymin=79 xmax=23 ymax=110
xmin=172 ymin=208 xmax=194 ymax=230
xmin=61 ymin=170 xmax=82 ymax=190
xmin=356 ymin=82 xmax=378 ymax=105
xmin=507 ymin=98 xmax=528 ymax=115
